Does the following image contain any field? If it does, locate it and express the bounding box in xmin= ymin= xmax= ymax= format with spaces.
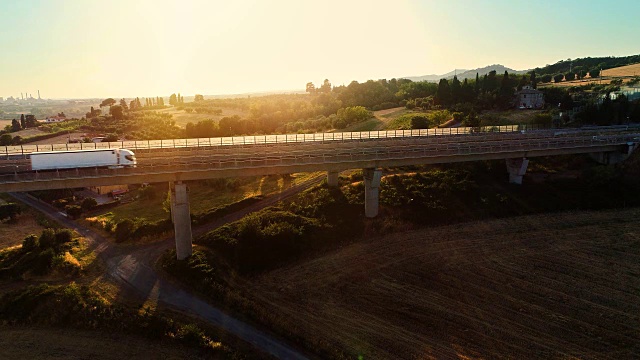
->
xmin=602 ymin=63 xmax=640 ymax=77
xmin=247 ymin=208 xmax=640 ymax=358
xmin=157 ymin=106 xmax=248 ymax=128
xmin=0 ymin=120 xmax=11 ymax=128
xmin=0 ymin=326 xmax=215 ymax=359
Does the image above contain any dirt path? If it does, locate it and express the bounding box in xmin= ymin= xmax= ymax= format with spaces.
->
xmin=372 ymin=107 xmax=405 ymax=130
xmin=8 ymin=177 xmax=324 ymax=359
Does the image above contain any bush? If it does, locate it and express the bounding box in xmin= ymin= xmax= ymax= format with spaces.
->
xmin=81 ymin=197 xmax=98 ymax=212
xmin=0 ymin=203 xmax=21 ymax=222
xmin=65 ymin=205 xmax=82 ymax=219
xmin=115 ymin=219 xmax=135 ymax=242
xmin=39 ymin=228 xmax=56 ymax=250
xmin=410 ymin=115 xmax=429 ymax=129
xmin=33 ymin=248 xmax=55 ymax=275
xmin=22 ymin=234 xmax=39 ymax=252
xmin=55 ymin=229 xmax=74 ymax=245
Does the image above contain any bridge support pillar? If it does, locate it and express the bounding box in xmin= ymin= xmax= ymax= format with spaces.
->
xmin=506 ymin=158 xmax=529 ymax=185
xmin=170 ymin=181 xmax=193 ymax=260
xmin=363 ymin=168 xmax=382 ymax=218
xmin=327 ymin=171 xmax=340 ymax=187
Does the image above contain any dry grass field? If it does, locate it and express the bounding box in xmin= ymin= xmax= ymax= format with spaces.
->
xmin=0 ymin=326 xmax=214 ymax=359
xmin=0 ymin=120 xmax=11 ymax=128
xmin=248 ymin=208 xmax=640 ymax=359
xmin=0 ymin=209 xmax=46 ymax=249
xmin=602 ymin=63 xmax=640 ymax=77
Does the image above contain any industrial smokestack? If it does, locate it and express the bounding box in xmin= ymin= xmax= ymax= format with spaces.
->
xmin=38 ymin=90 xmax=40 ymax=99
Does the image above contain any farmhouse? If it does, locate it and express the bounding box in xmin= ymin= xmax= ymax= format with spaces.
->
xmin=43 ymin=114 xmax=67 ymax=123
xmin=516 ymin=86 xmax=544 ymax=109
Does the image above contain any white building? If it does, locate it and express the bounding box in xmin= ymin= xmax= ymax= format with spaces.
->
xmin=516 ymin=86 xmax=544 ymax=109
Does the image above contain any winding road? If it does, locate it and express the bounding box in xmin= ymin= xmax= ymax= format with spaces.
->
xmin=9 ymin=176 xmax=323 ymax=359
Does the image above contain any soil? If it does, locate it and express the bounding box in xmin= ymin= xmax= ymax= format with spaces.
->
xmin=249 ymin=208 xmax=640 ymax=359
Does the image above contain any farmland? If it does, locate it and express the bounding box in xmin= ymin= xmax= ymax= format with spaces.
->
xmin=156 ymin=106 xmax=248 ymax=128
xmin=246 ymin=208 xmax=640 ymax=358
xmin=602 ymin=63 xmax=640 ymax=77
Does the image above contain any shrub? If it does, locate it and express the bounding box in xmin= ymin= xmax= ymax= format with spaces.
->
xmin=115 ymin=219 xmax=135 ymax=242
xmin=0 ymin=203 xmax=21 ymax=222
xmin=55 ymin=229 xmax=74 ymax=245
xmin=80 ymin=197 xmax=98 ymax=212
xmin=39 ymin=228 xmax=56 ymax=250
xmin=33 ymin=248 xmax=55 ymax=275
xmin=22 ymin=234 xmax=39 ymax=252
xmin=65 ymin=205 xmax=82 ymax=219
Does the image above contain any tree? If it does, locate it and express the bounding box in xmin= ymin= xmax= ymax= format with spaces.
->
xmin=20 ymin=114 xmax=25 ymax=128
xmin=0 ymin=134 xmax=13 ymax=146
xmin=120 ymin=98 xmax=129 ymax=112
xmin=553 ymin=74 xmax=564 ymax=83
xmin=320 ymin=79 xmax=331 ymax=93
xmin=530 ymin=70 xmax=537 ymax=89
xmin=194 ymin=94 xmax=204 ymax=102
xmin=100 ymin=98 xmax=116 ymax=108
xmin=305 ymin=82 xmax=316 ymax=94
xmin=565 ymin=72 xmax=575 ymax=81
xmin=540 ymin=74 xmax=553 ymax=83
xmin=169 ymin=93 xmax=177 ymax=105
xmin=11 ymin=119 xmax=21 ymax=132
xmin=450 ymin=75 xmax=462 ymax=104
xmin=589 ymin=69 xmax=600 ymax=78
xmin=435 ymin=78 xmax=451 ymax=107
xmin=110 ymin=105 xmax=124 ymax=120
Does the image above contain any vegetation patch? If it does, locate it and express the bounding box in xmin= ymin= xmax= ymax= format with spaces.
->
xmin=0 ymin=283 xmax=238 ymax=357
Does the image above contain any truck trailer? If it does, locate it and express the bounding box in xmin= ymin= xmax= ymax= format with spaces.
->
xmin=30 ymin=148 xmax=137 ymax=171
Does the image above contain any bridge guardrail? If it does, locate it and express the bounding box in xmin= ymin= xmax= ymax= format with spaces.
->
xmin=3 ymin=124 xmax=640 ymax=157
xmin=0 ymin=134 xmax=634 ymax=184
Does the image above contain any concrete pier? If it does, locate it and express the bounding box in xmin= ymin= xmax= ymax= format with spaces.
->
xmin=327 ymin=171 xmax=340 ymax=187
xmin=363 ymin=168 xmax=382 ymax=218
xmin=505 ymin=158 xmax=529 ymax=185
xmin=170 ymin=181 xmax=193 ymax=260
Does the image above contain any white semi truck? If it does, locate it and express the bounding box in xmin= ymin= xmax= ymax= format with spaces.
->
xmin=30 ymin=148 xmax=137 ymax=171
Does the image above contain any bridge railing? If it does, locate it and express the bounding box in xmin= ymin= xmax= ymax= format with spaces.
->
xmin=0 ymin=133 xmax=635 ymax=184
xmin=2 ymin=123 xmax=640 ymax=157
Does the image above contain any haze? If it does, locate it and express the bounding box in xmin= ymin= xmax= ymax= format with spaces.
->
xmin=1 ymin=0 xmax=639 ymax=99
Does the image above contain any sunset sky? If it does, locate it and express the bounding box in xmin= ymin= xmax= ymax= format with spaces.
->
xmin=1 ymin=0 xmax=639 ymax=99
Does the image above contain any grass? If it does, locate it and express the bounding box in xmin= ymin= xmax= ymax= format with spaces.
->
xmin=0 ymin=120 xmax=11 ymax=128
xmin=90 ymin=172 xmax=320 ymax=224
xmin=383 ymin=111 xmax=433 ymax=129
xmin=339 ymin=118 xmax=382 ymax=132
xmin=0 ymin=204 xmax=48 ymax=250
xmin=0 ymin=325 xmax=217 ymax=360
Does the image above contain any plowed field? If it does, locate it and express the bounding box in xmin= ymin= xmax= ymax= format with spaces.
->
xmin=250 ymin=208 xmax=640 ymax=359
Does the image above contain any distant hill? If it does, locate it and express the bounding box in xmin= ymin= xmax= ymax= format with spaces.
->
xmin=402 ymin=64 xmax=528 ymax=82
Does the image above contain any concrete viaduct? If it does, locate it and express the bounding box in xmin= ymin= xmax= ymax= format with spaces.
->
xmin=0 ymin=126 xmax=637 ymax=259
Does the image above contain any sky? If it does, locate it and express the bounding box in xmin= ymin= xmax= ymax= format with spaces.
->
xmin=1 ymin=0 xmax=639 ymax=99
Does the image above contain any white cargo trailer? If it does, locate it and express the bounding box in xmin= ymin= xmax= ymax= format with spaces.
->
xmin=30 ymin=148 xmax=137 ymax=170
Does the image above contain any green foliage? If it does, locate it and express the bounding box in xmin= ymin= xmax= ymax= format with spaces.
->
xmin=553 ymin=74 xmax=564 ymax=83
xmin=65 ymin=205 xmax=82 ymax=219
xmin=334 ymin=106 xmax=372 ymax=129
xmin=80 ymin=197 xmax=98 ymax=211
xmin=0 ymin=134 xmax=12 ymax=146
xmin=115 ymin=219 xmax=135 ymax=242
xmin=22 ymin=234 xmax=39 ymax=252
xmin=410 ymin=115 xmax=429 ymax=129
xmin=38 ymin=228 xmax=57 ymax=250
xmin=0 ymin=284 xmax=235 ymax=356
xmin=589 ymin=69 xmax=600 ymax=78
xmin=54 ymin=229 xmax=73 ymax=246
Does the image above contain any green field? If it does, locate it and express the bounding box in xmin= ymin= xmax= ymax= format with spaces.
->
xmin=91 ymin=172 xmax=320 ymax=224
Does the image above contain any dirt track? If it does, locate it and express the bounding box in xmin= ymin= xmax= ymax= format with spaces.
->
xmin=251 ymin=208 xmax=640 ymax=359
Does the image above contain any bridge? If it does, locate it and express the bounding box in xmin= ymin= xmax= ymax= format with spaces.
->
xmin=1 ymin=125 xmax=638 ymax=259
